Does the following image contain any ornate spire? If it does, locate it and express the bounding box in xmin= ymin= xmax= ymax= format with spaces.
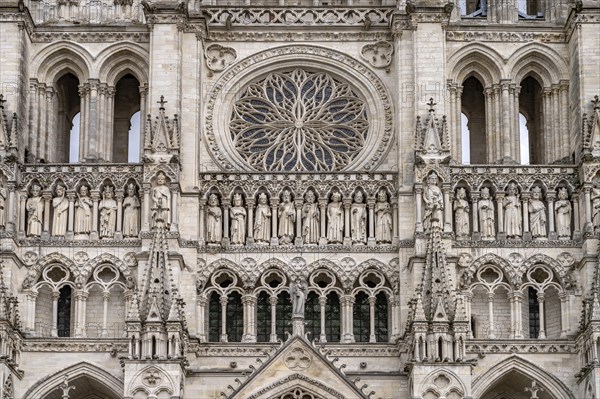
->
xmin=415 ymin=98 xmax=449 ymax=161
xmin=144 ymin=96 xmax=180 ymax=159
xmin=0 ymin=94 xmax=18 ymax=155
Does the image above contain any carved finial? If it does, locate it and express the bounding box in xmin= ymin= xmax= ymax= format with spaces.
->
xmin=59 ymin=375 xmax=76 ymax=399
xmin=0 ymin=94 xmax=5 ymax=109
xmin=427 ymin=97 xmax=437 ymax=112
xmin=157 ymin=95 xmax=167 ymax=110
xmin=593 ymin=95 xmax=600 ymax=111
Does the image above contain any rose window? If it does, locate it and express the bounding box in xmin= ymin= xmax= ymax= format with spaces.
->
xmin=229 ymin=69 xmax=369 ymax=172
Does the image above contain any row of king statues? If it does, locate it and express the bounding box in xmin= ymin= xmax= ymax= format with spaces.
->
xmin=204 ymin=189 xmax=394 ymax=246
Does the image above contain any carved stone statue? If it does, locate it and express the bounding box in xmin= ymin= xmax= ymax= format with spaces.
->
xmin=151 ymin=172 xmax=171 ymax=226
xmin=278 ymin=190 xmax=295 ymax=244
xmin=375 ymin=189 xmax=392 ymax=244
xmin=302 ymin=189 xmax=320 ymax=244
xmin=230 ymin=193 xmax=246 ymax=245
xmin=504 ymin=183 xmax=522 ymax=239
xmin=0 ymin=182 xmax=6 ymax=229
xmin=529 ymin=187 xmax=546 ymax=239
xmin=52 ymin=184 xmax=69 ymax=237
xmin=593 ymin=182 xmax=600 ymax=230
xmin=99 ymin=186 xmax=117 ymax=238
xmin=478 ymin=187 xmax=495 ymax=240
xmin=122 ymin=183 xmax=140 ymax=238
xmin=74 ymin=185 xmax=92 ymax=236
xmin=254 ymin=193 xmax=271 ymax=244
xmin=453 ymin=187 xmax=470 ymax=239
xmin=351 ymin=191 xmax=367 ymax=244
xmin=206 ymin=193 xmax=222 ymax=244
xmin=555 ymin=187 xmax=572 ymax=240
xmin=26 ymin=184 xmax=44 ymax=237
xmin=290 ymin=281 xmax=306 ymax=317
xmin=423 ymin=172 xmax=444 ymax=230
xmin=327 ymin=192 xmax=344 ymax=244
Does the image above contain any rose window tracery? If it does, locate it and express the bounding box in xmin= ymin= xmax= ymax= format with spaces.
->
xmin=229 ymin=69 xmax=369 ymax=172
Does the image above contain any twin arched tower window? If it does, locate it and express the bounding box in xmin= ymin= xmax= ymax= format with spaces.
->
xmin=460 ymin=0 xmax=544 ymax=18
xmin=460 ymin=74 xmax=568 ymax=165
xmin=29 ymin=72 xmax=142 ymax=164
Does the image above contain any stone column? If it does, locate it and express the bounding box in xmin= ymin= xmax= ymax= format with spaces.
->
xmin=51 ymin=291 xmax=59 ymax=337
xmin=496 ymin=191 xmax=506 ymax=240
xmin=559 ymin=292 xmax=569 ymax=338
xmin=318 ymin=199 xmax=328 ymax=246
xmin=500 ymin=80 xmax=512 ymax=161
xmin=443 ymin=184 xmax=452 ymax=233
xmin=97 ymin=83 xmax=107 ymax=161
xmin=487 ymin=292 xmax=495 ymax=339
xmin=139 ymin=84 xmax=148 ymax=157
xmin=170 ymin=183 xmax=179 ymax=232
xmin=36 ymin=83 xmax=47 ymax=160
xmin=42 ymin=87 xmax=54 ymax=160
xmin=242 ymin=294 xmax=256 ymax=343
xmin=493 ymin=85 xmax=501 ymax=161
xmin=115 ymin=190 xmax=124 ymax=240
xmin=142 ymin=184 xmax=151 ymax=232
xmin=510 ymin=84 xmax=520 ymax=161
xmin=101 ymin=291 xmax=109 ymax=337
xmin=342 ymin=295 xmax=355 ymax=343
xmin=572 ymin=192 xmax=581 ymax=239
xmin=513 ymin=291 xmax=524 ymax=339
xmin=42 ymin=190 xmax=51 ymax=239
xmin=294 ymin=199 xmax=303 ymax=246
xmin=464 ymin=291 xmax=473 ymax=338
xmin=471 ymin=191 xmax=480 ymax=240
xmin=18 ymin=193 xmax=26 ymax=236
xmin=537 ymin=291 xmax=546 ymax=339
xmin=80 ymin=292 xmax=88 ymax=337
xmin=220 ymin=296 xmax=228 ymax=342
xmin=584 ymin=185 xmax=593 ymax=233
xmin=91 ymin=190 xmax=100 ymax=240
xmin=67 ymin=191 xmax=76 ymax=239
xmin=26 ymin=291 xmax=38 ymax=332
xmin=547 ymin=191 xmax=557 ymax=240
xmin=198 ymin=198 xmax=206 ymax=246
xmin=367 ymin=198 xmax=376 ymax=246
xmin=415 ymin=185 xmax=423 ymax=233
xmin=552 ymin=85 xmax=561 ymax=160
xmin=369 ymin=296 xmax=376 ymax=343
xmin=542 ymin=88 xmax=553 ymax=161
xmin=559 ymin=81 xmax=569 ymax=158
xmin=522 ymin=192 xmax=531 ymax=240
xmin=269 ymin=296 xmax=278 ymax=342
xmin=246 ymin=198 xmax=254 ymax=245
xmin=484 ymin=86 xmax=495 ymax=162
xmin=448 ymin=83 xmax=458 ymax=160
xmin=270 ymin=198 xmax=279 ymax=246
xmin=6 ymin=183 xmax=15 ymax=233
xmin=105 ymin=87 xmax=116 ymax=160
xmin=391 ymin=196 xmax=399 ymax=244
xmin=455 ymin=85 xmax=463 ymax=161
xmin=319 ymin=296 xmax=327 ymax=343
xmin=343 ymin=198 xmax=352 ymax=246
xmin=196 ymin=297 xmax=207 ymax=342
xmin=221 ymin=198 xmax=230 ymax=246
xmin=28 ymin=80 xmax=39 ymax=155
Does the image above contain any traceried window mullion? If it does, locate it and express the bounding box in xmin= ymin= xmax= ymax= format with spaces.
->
xmin=375 ymin=292 xmax=389 ymax=342
xmin=276 ymin=291 xmax=292 ymax=341
xmin=208 ymin=292 xmax=221 ymax=342
xmin=256 ymin=292 xmax=270 ymax=343
xmin=226 ymin=292 xmax=243 ymax=343
xmin=325 ymin=292 xmax=341 ymax=343
xmin=305 ymin=292 xmax=320 ymax=341
xmin=353 ymin=292 xmax=370 ymax=342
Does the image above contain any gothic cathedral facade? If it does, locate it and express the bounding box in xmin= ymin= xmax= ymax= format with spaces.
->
xmin=0 ymin=0 xmax=598 ymax=398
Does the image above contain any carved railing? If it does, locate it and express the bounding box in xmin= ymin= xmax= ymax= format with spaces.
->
xmin=29 ymin=0 xmax=146 ymax=25
xmin=192 ymin=5 xmax=395 ymax=26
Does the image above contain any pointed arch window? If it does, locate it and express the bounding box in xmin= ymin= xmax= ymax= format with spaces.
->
xmin=353 ymin=292 xmax=370 ymax=342
xmin=461 ymin=76 xmax=487 ymax=164
xmin=208 ymin=292 xmax=221 ymax=342
xmin=305 ymin=292 xmax=320 ymax=341
xmin=226 ymin=292 xmax=243 ymax=342
xmin=528 ymin=287 xmax=541 ymax=338
xmin=375 ymin=292 xmax=389 ymax=342
xmin=256 ymin=292 xmax=271 ymax=343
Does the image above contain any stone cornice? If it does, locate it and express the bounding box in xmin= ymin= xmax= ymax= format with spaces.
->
xmin=30 ymin=29 xmax=150 ymax=43
xmin=446 ymin=29 xmax=566 ymax=43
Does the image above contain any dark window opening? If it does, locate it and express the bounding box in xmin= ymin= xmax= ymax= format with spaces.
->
xmin=353 ymin=292 xmax=370 ymax=342
xmin=226 ymin=292 xmax=243 ymax=342
xmin=208 ymin=292 xmax=221 ymax=342
xmin=528 ymin=287 xmax=540 ymax=338
xmin=57 ymin=285 xmax=72 ymax=337
xmin=256 ymin=292 xmax=270 ymax=343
